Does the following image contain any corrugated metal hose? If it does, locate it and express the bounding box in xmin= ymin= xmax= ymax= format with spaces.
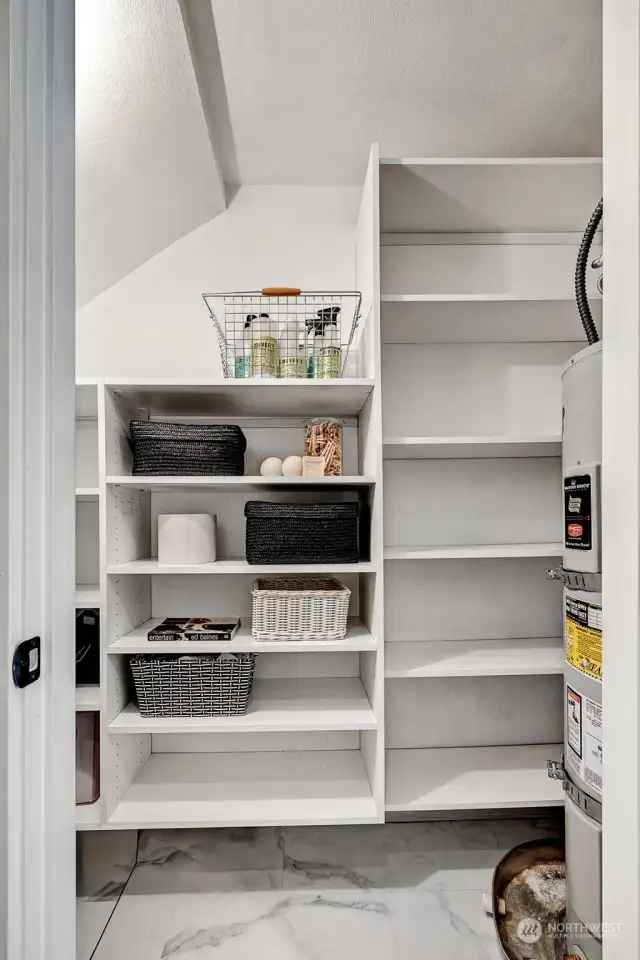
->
xmin=575 ymin=198 xmax=603 ymax=345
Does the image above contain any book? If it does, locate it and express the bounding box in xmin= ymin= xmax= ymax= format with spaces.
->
xmin=147 ymin=618 xmax=240 ymax=642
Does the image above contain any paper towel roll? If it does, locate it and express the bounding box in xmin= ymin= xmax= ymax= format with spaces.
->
xmin=158 ymin=514 xmax=217 ymax=565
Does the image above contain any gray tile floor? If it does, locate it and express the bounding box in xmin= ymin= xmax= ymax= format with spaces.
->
xmin=77 ymin=816 xmax=562 ymax=959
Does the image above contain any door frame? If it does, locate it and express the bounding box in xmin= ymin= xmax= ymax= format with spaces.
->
xmin=0 ymin=1 xmax=75 ymax=957
xmin=602 ymin=1 xmax=640 ymax=958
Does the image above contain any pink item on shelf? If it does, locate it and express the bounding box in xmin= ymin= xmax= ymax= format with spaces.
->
xmin=76 ymin=711 xmax=99 ymax=805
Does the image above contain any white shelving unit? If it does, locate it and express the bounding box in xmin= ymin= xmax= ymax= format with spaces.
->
xmin=75 ymin=685 xmax=101 ymax=711
xmin=107 ymin=617 xmax=377 ymax=654
xmin=386 ymin=744 xmax=564 ymax=813
xmin=383 ymin=437 xmax=562 ymax=459
xmin=379 ymin=155 xmax=602 ymax=816
xmin=75 ymin=487 xmax=100 ymax=501
xmin=95 ymin=367 xmax=383 ymax=827
xmin=107 ymin=751 xmax=378 ymax=829
xmin=103 ymin=378 xmax=375 ymax=417
xmin=75 ymin=803 xmax=102 ymax=831
xmin=75 ymin=380 xmax=102 ymax=830
xmin=75 ymin=584 xmax=101 ymax=608
xmin=384 ymin=543 xmax=563 ymax=561
xmin=385 ymin=638 xmax=564 ymax=678
xmin=75 ymin=150 xmax=603 ymax=829
xmin=381 ymin=294 xmax=581 ymax=302
xmin=107 ymin=476 xmax=375 ymax=492
xmin=80 ymin=164 xmax=386 ymax=831
xmin=109 ymin=678 xmax=377 ymax=734
xmin=106 ymin=558 xmax=378 ymax=575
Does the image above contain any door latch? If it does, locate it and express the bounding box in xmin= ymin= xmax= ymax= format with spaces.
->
xmin=12 ymin=636 xmax=41 ymax=688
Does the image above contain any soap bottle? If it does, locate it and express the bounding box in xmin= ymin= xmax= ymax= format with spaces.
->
xmin=251 ymin=313 xmax=277 ymax=378
xmin=306 ymin=319 xmax=320 ymax=378
xmin=317 ymin=307 xmax=342 ymax=378
xmin=234 ymin=315 xmax=254 ymax=378
xmin=279 ymin=314 xmax=306 ymax=378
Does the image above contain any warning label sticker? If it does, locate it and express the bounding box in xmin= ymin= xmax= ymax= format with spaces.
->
xmin=584 ymin=697 xmax=603 ymax=795
xmin=564 ymin=474 xmax=592 ymax=550
xmin=565 ymin=595 xmax=602 ymax=681
xmin=566 ymin=685 xmax=602 ymax=798
xmin=567 ymin=686 xmax=582 ymax=758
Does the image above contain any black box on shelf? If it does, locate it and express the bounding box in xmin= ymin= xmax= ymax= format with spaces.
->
xmin=129 ymin=421 xmax=246 ymax=476
xmin=244 ymin=501 xmax=361 ymax=564
xmin=76 ymin=608 xmax=100 ymax=685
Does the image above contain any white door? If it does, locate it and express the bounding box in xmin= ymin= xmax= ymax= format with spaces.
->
xmin=0 ymin=1 xmax=75 ymax=958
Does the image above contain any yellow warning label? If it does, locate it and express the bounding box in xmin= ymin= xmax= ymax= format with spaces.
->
xmin=565 ymin=604 xmax=602 ymax=681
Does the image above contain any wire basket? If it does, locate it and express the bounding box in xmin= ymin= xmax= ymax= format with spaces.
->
xmin=251 ymin=577 xmax=352 ymax=641
xmin=130 ymin=653 xmax=256 ymax=717
xmin=202 ymin=289 xmax=362 ymax=379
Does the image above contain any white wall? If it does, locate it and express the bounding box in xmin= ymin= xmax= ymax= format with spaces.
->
xmin=76 ymin=186 xmax=360 ymax=378
xmin=211 ymin=0 xmax=601 ymax=184
xmin=76 ymin=0 xmax=225 ymax=305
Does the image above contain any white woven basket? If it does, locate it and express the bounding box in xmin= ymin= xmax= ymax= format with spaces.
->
xmin=251 ymin=577 xmax=351 ymax=641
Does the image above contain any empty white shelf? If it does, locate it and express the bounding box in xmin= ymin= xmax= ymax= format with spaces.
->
xmin=107 ymin=475 xmax=375 ymax=492
xmin=383 ymin=436 xmax=561 ymax=460
xmin=379 ymin=158 xmax=602 ymax=233
xmin=75 ymin=584 xmax=101 ymax=607
xmin=384 ymin=543 xmax=563 ymax=560
xmin=76 ymin=802 xmax=101 ymax=830
xmin=110 ymin=678 xmax=376 ymax=734
xmin=105 ymin=378 xmax=375 ymax=418
xmin=386 ymin=744 xmax=564 ymax=812
xmin=108 ymin=750 xmax=378 ymax=828
xmin=381 ymin=293 xmax=581 ymax=303
xmin=75 ymin=487 xmax=100 ymax=501
xmin=107 ymin=558 xmax=377 ymax=575
xmin=380 ymin=297 xmax=599 ymax=345
xmin=108 ymin=617 xmax=377 ymax=654
xmin=384 ymin=638 xmax=563 ymax=678
xmin=75 ymin=685 xmax=101 ymax=711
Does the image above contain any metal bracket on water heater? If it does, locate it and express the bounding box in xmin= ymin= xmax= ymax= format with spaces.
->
xmin=547 ymin=759 xmax=565 ymax=781
xmin=546 ymin=566 xmax=602 ymax=592
xmin=547 ymin=760 xmax=602 ymax=824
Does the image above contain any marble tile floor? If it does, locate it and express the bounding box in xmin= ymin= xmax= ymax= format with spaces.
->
xmin=77 ymin=814 xmax=562 ymax=960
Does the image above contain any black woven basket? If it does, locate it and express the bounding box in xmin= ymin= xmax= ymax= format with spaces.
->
xmin=130 ymin=421 xmax=246 ymax=476
xmin=245 ymin=501 xmax=360 ymax=564
xmin=130 ymin=653 xmax=256 ymax=717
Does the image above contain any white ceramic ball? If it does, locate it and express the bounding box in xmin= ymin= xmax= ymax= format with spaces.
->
xmin=282 ymin=455 xmax=303 ymax=477
xmin=260 ymin=457 xmax=283 ymax=477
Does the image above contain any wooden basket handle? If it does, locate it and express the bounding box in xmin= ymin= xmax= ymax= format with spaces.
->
xmin=261 ymin=287 xmax=301 ymax=296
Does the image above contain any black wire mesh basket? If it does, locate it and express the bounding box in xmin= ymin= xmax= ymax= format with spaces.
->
xmin=202 ymin=289 xmax=362 ymax=379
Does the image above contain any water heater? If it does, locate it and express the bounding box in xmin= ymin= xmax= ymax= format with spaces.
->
xmin=558 ymin=343 xmax=602 ymax=960
xmin=545 ymin=198 xmax=603 ymax=960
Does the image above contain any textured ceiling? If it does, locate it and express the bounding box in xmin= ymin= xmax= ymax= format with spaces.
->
xmin=213 ymin=0 xmax=602 ymax=184
xmin=76 ymin=0 xmax=225 ymax=305
xmin=76 ymin=0 xmax=602 ymax=303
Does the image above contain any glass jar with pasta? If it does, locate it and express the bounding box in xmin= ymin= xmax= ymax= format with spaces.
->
xmin=304 ymin=418 xmax=343 ymax=476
